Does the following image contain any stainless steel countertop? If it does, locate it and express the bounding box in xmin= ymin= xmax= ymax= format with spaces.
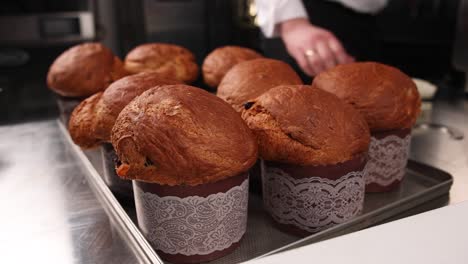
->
xmin=411 ymin=99 xmax=468 ymax=203
xmin=0 ymin=99 xmax=466 ymax=264
xmin=0 ymin=122 xmax=142 ymax=264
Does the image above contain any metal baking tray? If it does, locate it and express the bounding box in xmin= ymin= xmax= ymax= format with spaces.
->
xmin=59 ymin=121 xmax=453 ymax=264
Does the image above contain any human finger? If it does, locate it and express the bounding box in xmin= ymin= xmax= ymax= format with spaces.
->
xmin=328 ymin=38 xmax=351 ymax=65
xmin=304 ymin=48 xmax=326 ymax=76
xmin=315 ymin=41 xmax=337 ymax=69
xmin=294 ymin=49 xmax=315 ymax=76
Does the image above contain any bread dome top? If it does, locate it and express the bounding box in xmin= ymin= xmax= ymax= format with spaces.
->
xmin=68 ymin=72 xmax=180 ymax=148
xmin=312 ymin=62 xmax=421 ymax=131
xmin=217 ymin=58 xmax=302 ymax=112
xmin=47 ymin=42 xmax=127 ymax=97
xmin=202 ymin=46 xmax=263 ymax=88
xmin=124 ymin=43 xmax=199 ymax=84
xmin=242 ymin=85 xmax=370 ymax=166
xmin=111 ymin=84 xmax=258 ymax=185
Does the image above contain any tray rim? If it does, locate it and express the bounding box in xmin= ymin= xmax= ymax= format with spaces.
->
xmin=57 ymin=120 xmax=453 ymax=264
xmin=57 ymin=120 xmax=164 ymax=264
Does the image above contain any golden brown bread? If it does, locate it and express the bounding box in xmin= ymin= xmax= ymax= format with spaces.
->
xmin=312 ymin=62 xmax=421 ymax=132
xmin=111 ymin=84 xmax=258 ymax=186
xmin=241 ymin=85 xmax=370 ymax=166
xmin=68 ymin=92 xmax=103 ymax=149
xmin=67 ymin=72 xmax=181 ymax=148
xmin=93 ymin=72 xmax=182 ymax=142
xmin=47 ymin=43 xmax=127 ymax=97
xmin=202 ymin=46 xmax=263 ymax=88
xmin=124 ymin=43 xmax=199 ymax=84
xmin=217 ymin=58 xmax=303 ymax=112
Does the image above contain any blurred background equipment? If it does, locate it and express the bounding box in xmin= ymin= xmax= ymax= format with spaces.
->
xmin=0 ymin=0 xmax=466 ymax=124
xmin=0 ymin=0 xmax=97 ymax=124
xmin=0 ymin=0 xmax=239 ymax=124
xmin=376 ymin=0 xmax=465 ymax=96
xmin=452 ymin=0 xmax=468 ymax=95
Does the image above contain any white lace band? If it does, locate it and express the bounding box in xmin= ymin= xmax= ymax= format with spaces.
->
xmin=262 ymin=161 xmax=365 ymax=234
xmin=133 ymin=178 xmax=249 ymax=256
xmin=365 ymin=134 xmax=411 ymax=187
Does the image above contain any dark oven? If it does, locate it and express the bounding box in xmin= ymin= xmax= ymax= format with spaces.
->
xmin=0 ymin=0 xmax=97 ymax=124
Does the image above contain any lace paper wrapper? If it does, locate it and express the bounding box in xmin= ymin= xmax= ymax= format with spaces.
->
xmin=262 ymin=162 xmax=365 ymax=234
xmin=365 ymin=134 xmax=411 ymax=187
xmin=134 ymin=178 xmax=249 ymax=256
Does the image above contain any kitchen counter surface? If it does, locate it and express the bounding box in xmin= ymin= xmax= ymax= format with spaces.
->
xmin=245 ymin=201 xmax=468 ymax=264
xmin=0 ymin=98 xmax=466 ymax=264
xmin=411 ymin=99 xmax=468 ymax=203
xmin=0 ymin=121 xmax=143 ymax=264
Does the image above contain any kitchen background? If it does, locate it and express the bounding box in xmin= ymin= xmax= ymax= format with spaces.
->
xmin=0 ymin=0 xmax=467 ymax=124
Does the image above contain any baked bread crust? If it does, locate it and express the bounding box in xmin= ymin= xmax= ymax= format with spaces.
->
xmin=217 ymin=58 xmax=303 ymax=112
xmin=47 ymin=43 xmax=127 ymax=97
xmin=124 ymin=43 xmax=199 ymax=84
xmin=312 ymin=62 xmax=421 ymax=131
xmin=68 ymin=72 xmax=181 ymax=148
xmin=93 ymin=72 xmax=181 ymax=142
xmin=68 ymin=92 xmax=103 ymax=149
xmin=111 ymin=85 xmax=258 ymax=185
xmin=202 ymin=46 xmax=262 ymax=88
xmin=241 ymin=85 xmax=370 ymax=166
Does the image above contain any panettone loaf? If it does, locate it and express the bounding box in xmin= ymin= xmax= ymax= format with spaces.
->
xmin=202 ymin=46 xmax=262 ymax=88
xmin=111 ymin=85 xmax=258 ymax=185
xmin=242 ymin=85 xmax=370 ymax=166
xmin=217 ymin=58 xmax=302 ymax=112
xmin=47 ymin=43 xmax=127 ymax=97
xmin=312 ymin=62 xmax=421 ymax=131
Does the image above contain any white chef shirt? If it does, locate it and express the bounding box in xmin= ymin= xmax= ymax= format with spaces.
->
xmin=256 ymin=0 xmax=388 ymax=38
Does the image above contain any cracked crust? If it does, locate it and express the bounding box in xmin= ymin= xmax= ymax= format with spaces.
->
xmin=202 ymin=46 xmax=263 ymax=88
xmin=124 ymin=43 xmax=199 ymax=84
xmin=312 ymin=62 xmax=421 ymax=132
xmin=111 ymin=85 xmax=258 ymax=185
xmin=47 ymin=43 xmax=127 ymax=97
xmin=217 ymin=58 xmax=303 ymax=112
xmin=241 ymin=85 xmax=370 ymax=166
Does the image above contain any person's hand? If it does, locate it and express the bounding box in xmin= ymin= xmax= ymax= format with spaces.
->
xmin=279 ymin=18 xmax=355 ymax=76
